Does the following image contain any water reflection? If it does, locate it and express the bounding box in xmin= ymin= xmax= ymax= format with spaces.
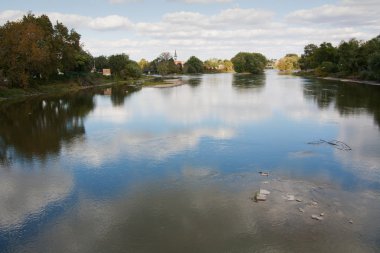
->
xmin=0 ymin=91 xmax=95 ymax=161
xmin=18 ymin=173 xmax=380 ymax=253
xmin=0 ymin=169 xmax=73 ymax=229
xmin=303 ymin=79 xmax=380 ymax=127
xmin=1 ymin=72 xmax=380 ymax=252
xmin=232 ymin=74 xmax=265 ymax=91
xmin=101 ymin=85 xmax=141 ymax=107
xmin=186 ymin=76 xmax=202 ymax=87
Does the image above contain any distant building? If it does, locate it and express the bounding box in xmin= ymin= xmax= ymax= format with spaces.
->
xmin=102 ymin=69 xmax=111 ymax=76
xmin=173 ymin=50 xmax=184 ymax=67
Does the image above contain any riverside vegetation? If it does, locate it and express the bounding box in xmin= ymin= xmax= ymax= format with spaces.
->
xmin=1 ymin=12 xmax=379 ymax=100
xmin=276 ymin=36 xmax=380 ymax=82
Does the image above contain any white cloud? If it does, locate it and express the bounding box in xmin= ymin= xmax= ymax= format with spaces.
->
xmin=0 ymin=0 xmax=379 ymax=60
xmin=0 ymin=11 xmax=133 ymax=31
xmin=108 ymin=0 xmax=143 ymax=4
xmin=170 ymin=0 xmax=232 ymax=3
xmin=286 ymin=1 xmax=380 ymax=28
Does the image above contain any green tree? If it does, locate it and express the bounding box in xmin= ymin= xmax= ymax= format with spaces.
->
xmin=184 ymin=56 xmax=204 ymax=74
xmin=123 ymin=60 xmax=142 ymax=78
xmin=368 ymin=52 xmax=380 ymax=81
xmin=94 ymin=56 xmax=109 ymax=71
xmin=338 ymin=39 xmax=365 ymax=74
xmin=109 ymin=54 xmax=130 ymax=76
xmin=149 ymin=52 xmax=180 ymax=75
xmin=299 ymin=44 xmax=318 ymax=70
xmin=231 ymin=52 xmax=267 ymax=74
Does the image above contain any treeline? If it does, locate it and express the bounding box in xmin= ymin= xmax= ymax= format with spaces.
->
xmin=96 ymin=52 xmax=266 ymax=77
xmin=0 ymin=13 xmax=268 ymax=89
xmin=299 ymin=35 xmax=380 ymax=81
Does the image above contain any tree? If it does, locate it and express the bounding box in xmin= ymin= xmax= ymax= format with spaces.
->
xmin=138 ymin=58 xmax=149 ymax=72
xmin=299 ymin=44 xmax=318 ymax=70
xmin=276 ymin=54 xmax=300 ymax=71
xmin=108 ymin=54 xmax=130 ymax=76
xmin=94 ymin=56 xmax=109 ymax=71
xmin=223 ymin=60 xmax=234 ymax=72
xmin=231 ymin=52 xmax=267 ymax=74
xmin=184 ymin=56 xmax=204 ymax=74
xmin=204 ymin=58 xmax=220 ymax=70
xmin=0 ymin=13 xmax=88 ymax=87
xmin=123 ymin=60 xmax=142 ymax=78
xmin=368 ymin=52 xmax=380 ymax=81
xmin=149 ymin=52 xmax=180 ymax=75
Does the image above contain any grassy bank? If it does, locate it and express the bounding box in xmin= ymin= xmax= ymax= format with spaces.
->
xmin=0 ymin=75 xmax=179 ymax=102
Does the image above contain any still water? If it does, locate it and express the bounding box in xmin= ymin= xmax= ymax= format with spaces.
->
xmin=1 ymin=71 xmax=380 ymax=252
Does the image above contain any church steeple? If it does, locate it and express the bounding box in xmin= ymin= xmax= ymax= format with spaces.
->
xmin=174 ymin=50 xmax=178 ymax=61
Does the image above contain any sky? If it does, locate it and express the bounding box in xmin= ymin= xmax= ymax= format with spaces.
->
xmin=0 ymin=0 xmax=379 ymax=61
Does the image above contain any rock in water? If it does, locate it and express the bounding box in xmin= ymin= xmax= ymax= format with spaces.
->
xmin=255 ymin=193 xmax=267 ymax=201
xmin=311 ymin=214 xmax=324 ymax=221
xmin=260 ymin=189 xmax=271 ymax=195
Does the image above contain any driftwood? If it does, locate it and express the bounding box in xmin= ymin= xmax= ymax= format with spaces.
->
xmin=307 ymin=139 xmax=352 ymax=151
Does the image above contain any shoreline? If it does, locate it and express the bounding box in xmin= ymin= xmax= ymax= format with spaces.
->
xmin=0 ymin=76 xmax=183 ymax=102
xmin=319 ymin=77 xmax=380 ymax=86
xmin=294 ymin=71 xmax=380 ymax=86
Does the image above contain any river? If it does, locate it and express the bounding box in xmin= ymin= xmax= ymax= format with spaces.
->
xmin=1 ymin=71 xmax=380 ymax=252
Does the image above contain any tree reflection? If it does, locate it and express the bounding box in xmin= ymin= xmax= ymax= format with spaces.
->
xmin=101 ymin=85 xmax=141 ymax=107
xmin=186 ymin=76 xmax=202 ymax=87
xmin=0 ymin=91 xmax=96 ymax=162
xmin=303 ymin=80 xmax=380 ymax=128
xmin=232 ymin=74 xmax=265 ymax=91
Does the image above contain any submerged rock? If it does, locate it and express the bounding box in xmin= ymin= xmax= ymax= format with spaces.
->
xmin=260 ymin=189 xmax=271 ymax=195
xmin=259 ymin=171 xmax=269 ymax=177
xmin=253 ymin=189 xmax=271 ymax=202
xmin=255 ymin=193 xmax=267 ymax=201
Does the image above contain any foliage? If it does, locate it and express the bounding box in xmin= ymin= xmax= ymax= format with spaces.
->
xmin=138 ymin=59 xmax=149 ymax=72
xmin=276 ymin=54 xmax=300 ymax=71
xmin=184 ymin=56 xmax=204 ymax=74
xmin=299 ymin=35 xmax=380 ymax=81
xmin=231 ymin=52 xmax=267 ymax=74
xmin=203 ymin=58 xmax=233 ymax=72
xmin=109 ymin=54 xmax=130 ymax=76
xmin=148 ymin=52 xmax=180 ymax=76
xmin=123 ymin=60 xmax=142 ymax=78
xmin=0 ymin=13 xmax=90 ymax=88
xmin=94 ymin=56 xmax=109 ymax=71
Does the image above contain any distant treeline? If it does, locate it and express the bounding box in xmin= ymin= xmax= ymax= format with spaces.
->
xmin=0 ymin=13 xmax=269 ymax=89
xmin=298 ymin=35 xmax=380 ymax=81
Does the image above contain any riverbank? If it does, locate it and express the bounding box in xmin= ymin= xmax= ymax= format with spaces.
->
xmin=0 ymin=75 xmax=174 ymax=102
xmin=294 ymin=71 xmax=380 ymax=86
xmin=320 ymin=77 xmax=380 ymax=86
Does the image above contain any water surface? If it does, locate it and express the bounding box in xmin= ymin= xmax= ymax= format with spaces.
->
xmin=1 ymin=71 xmax=380 ymax=252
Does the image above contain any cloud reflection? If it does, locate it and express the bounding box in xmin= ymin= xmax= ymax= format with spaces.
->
xmin=63 ymin=128 xmax=234 ymax=166
xmin=0 ymin=169 xmax=73 ymax=229
xmin=18 ymin=174 xmax=380 ymax=253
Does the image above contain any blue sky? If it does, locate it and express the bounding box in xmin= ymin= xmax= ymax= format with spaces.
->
xmin=1 ymin=0 xmax=379 ymax=61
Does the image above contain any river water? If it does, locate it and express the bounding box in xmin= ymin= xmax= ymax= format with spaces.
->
xmin=1 ymin=71 xmax=380 ymax=252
